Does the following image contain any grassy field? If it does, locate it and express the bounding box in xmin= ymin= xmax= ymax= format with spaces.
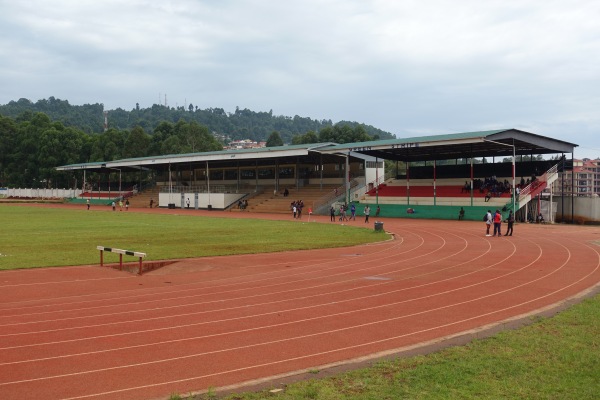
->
xmin=184 ymin=293 xmax=600 ymax=400
xmin=0 ymin=205 xmax=387 ymax=270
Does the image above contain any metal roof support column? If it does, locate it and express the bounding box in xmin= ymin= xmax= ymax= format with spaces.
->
xmin=168 ymin=163 xmax=172 ymax=206
xmin=319 ymin=154 xmax=323 ymax=190
xmin=571 ymin=151 xmax=575 ymax=224
xmin=433 ymin=159 xmax=437 ymax=206
xmin=376 ymin=157 xmax=379 ymax=206
xmin=407 ymin=159 xmax=410 ymax=206
xmin=345 ymin=152 xmax=350 ymax=205
xmin=512 ymin=139 xmax=516 ymax=213
xmin=255 ymin=160 xmax=258 ymax=192
xmin=296 ymin=157 xmax=299 ymax=191
xmin=470 ymin=156 xmax=474 ymax=207
xmin=561 ymin=153 xmax=565 ymax=222
xmin=275 ymin=159 xmax=279 ymax=193
xmin=237 ymin=162 xmax=240 ymax=193
xmin=138 ymin=165 xmax=142 ymax=194
xmin=206 ymin=161 xmax=211 ymax=208
xmin=549 ymin=173 xmax=554 ymax=223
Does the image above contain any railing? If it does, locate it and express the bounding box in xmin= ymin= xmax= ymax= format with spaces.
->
xmin=312 ymin=178 xmax=363 ymax=214
xmin=159 ymin=184 xmax=257 ymax=194
xmin=519 ymin=163 xmax=558 ymax=198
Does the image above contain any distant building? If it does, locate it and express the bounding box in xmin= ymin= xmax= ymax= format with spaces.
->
xmin=553 ymin=158 xmax=600 ymax=197
xmin=226 ymin=139 xmax=267 ymax=150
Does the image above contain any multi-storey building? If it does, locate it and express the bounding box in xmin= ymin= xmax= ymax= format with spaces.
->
xmin=553 ymin=158 xmax=600 ymax=196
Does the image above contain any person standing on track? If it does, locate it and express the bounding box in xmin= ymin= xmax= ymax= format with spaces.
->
xmin=505 ymin=210 xmax=515 ymax=236
xmin=330 ymin=205 xmax=336 ymax=222
xmin=485 ymin=209 xmax=493 ymax=236
xmin=364 ymin=205 xmax=370 ymax=223
xmin=493 ymin=209 xmax=502 ymax=237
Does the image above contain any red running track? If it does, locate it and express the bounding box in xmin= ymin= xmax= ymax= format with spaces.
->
xmin=1 ymin=206 xmax=599 ymax=400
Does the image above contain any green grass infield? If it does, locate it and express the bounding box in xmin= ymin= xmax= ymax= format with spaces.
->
xmin=0 ymin=205 xmax=388 ymax=270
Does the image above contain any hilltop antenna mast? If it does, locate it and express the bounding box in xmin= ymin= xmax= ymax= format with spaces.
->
xmin=103 ymin=111 xmax=108 ymax=132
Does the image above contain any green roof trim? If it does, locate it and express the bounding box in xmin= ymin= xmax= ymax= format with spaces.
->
xmin=326 ymin=129 xmax=511 ymax=150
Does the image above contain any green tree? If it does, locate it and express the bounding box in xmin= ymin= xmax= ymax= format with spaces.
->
xmin=123 ymin=126 xmax=150 ymax=158
xmin=266 ymin=131 xmax=284 ymax=147
xmin=89 ymin=128 xmax=126 ymax=162
xmin=291 ymin=130 xmax=319 ymax=145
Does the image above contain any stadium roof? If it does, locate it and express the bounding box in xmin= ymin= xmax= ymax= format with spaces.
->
xmin=56 ymin=129 xmax=577 ymax=172
xmin=319 ymin=129 xmax=577 ymax=162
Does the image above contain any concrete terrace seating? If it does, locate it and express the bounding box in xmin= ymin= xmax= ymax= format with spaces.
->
xmin=243 ymin=185 xmax=339 ymax=214
xmin=368 ymin=184 xmax=510 ymax=199
xmin=127 ymin=186 xmax=161 ymax=208
xmin=362 ymin=178 xmax=512 ymax=207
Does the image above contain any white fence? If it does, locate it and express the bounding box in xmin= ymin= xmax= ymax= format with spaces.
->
xmin=556 ymin=196 xmax=600 ymax=223
xmin=0 ymin=188 xmax=81 ymax=198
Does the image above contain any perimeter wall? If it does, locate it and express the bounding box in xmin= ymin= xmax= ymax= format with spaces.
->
xmin=555 ymin=197 xmax=600 ymax=224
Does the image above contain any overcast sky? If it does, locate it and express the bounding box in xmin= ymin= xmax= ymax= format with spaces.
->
xmin=1 ymin=0 xmax=599 ymax=158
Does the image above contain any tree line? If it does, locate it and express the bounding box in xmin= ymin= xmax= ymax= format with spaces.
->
xmin=0 ymin=108 xmax=390 ymax=188
xmin=0 ymin=97 xmax=395 ymax=144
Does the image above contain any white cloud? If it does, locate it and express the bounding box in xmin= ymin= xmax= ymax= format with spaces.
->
xmin=0 ymin=0 xmax=599 ymax=157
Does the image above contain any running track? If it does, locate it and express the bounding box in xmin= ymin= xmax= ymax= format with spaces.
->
xmin=1 ymin=205 xmax=599 ymax=400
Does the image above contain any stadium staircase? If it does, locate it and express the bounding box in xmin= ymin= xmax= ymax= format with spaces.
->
xmin=234 ymin=185 xmax=339 ymax=214
xmin=126 ymin=186 xmax=161 ymax=208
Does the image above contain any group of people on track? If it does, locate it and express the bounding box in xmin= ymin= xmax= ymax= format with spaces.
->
xmin=485 ymin=209 xmax=514 ymax=237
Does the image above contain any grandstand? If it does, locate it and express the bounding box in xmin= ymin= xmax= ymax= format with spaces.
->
xmin=56 ymin=129 xmax=578 ymax=221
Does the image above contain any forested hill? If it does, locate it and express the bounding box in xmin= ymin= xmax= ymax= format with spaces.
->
xmin=0 ymin=97 xmax=395 ymax=143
